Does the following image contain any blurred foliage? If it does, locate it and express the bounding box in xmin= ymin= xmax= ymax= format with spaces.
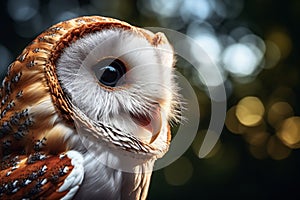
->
xmin=0 ymin=0 xmax=300 ymax=199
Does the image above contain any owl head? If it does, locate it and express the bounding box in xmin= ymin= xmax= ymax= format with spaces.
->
xmin=52 ymin=17 xmax=179 ymax=160
xmin=0 ymin=16 xmax=182 ymax=199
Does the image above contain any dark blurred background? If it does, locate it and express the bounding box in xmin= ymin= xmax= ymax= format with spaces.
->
xmin=0 ymin=0 xmax=300 ymax=199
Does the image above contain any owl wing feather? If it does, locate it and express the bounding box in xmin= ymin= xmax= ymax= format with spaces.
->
xmin=0 ymin=150 xmax=84 ymax=200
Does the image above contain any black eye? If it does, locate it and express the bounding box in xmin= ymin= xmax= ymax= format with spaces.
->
xmin=92 ymin=58 xmax=126 ymax=87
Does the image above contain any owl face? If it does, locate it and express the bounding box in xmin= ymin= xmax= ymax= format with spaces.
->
xmin=54 ymin=18 xmax=178 ymax=153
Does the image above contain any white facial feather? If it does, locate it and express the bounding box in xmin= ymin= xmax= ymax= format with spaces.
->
xmin=57 ymin=28 xmax=178 ymax=143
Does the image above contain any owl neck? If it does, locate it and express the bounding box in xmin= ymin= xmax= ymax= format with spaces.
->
xmin=66 ymin=131 xmax=155 ymax=200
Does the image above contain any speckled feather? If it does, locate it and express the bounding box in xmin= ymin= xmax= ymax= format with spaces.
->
xmin=0 ymin=151 xmax=83 ymax=199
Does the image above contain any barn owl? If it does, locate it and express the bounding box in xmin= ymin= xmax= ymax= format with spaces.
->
xmin=0 ymin=16 xmax=179 ymax=199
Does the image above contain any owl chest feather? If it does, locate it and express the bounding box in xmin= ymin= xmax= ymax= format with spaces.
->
xmin=64 ymin=126 xmax=154 ymax=200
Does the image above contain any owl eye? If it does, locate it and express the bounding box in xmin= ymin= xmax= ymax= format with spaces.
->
xmin=92 ymin=58 xmax=126 ymax=87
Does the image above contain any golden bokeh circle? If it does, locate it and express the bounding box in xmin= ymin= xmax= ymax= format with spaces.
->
xmin=277 ymin=117 xmax=300 ymax=149
xmin=236 ymin=96 xmax=265 ymax=127
xmin=267 ymin=101 xmax=294 ymax=129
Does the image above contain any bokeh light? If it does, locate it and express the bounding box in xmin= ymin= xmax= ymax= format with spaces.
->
xmin=248 ymin=145 xmax=268 ymax=160
xmin=7 ymin=0 xmax=39 ymax=22
xmin=191 ymin=31 xmax=222 ymax=63
xmin=236 ymin=96 xmax=265 ymax=127
xmin=225 ymin=106 xmax=246 ymax=134
xmin=180 ymin=0 xmax=212 ymax=22
xmin=223 ymin=43 xmax=260 ymax=77
xmin=277 ymin=117 xmax=300 ymax=149
xmin=244 ymin=130 xmax=269 ymax=147
xmin=263 ymin=40 xmax=281 ymax=69
xmin=267 ymin=28 xmax=292 ymax=59
xmin=267 ymin=135 xmax=291 ymax=160
xmin=267 ymin=101 xmax=294 ymax=129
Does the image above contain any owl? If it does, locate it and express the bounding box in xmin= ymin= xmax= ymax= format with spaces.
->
xmin=0 ymin=16 xmax=179 ymax=199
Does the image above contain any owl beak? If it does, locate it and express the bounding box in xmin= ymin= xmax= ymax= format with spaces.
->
xmin=130 ymin=105 xmax=162 ymax=144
